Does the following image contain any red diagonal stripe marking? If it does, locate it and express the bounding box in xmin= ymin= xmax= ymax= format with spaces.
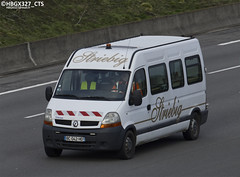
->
xmin=67 ymin=111 xmax=75 ymax=116
xmin=92 ymin=111 xmax=102 ymax=117
xmin=56 ymin=111 xmax=64 ymax=116
xmin=80 ymin=111 xmax=89 ymax=116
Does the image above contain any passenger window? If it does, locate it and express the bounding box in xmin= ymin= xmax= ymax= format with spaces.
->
xmin=131 ymin=69 xmax=147 ymax=97
xmin=149 ymin=64 xmax=168 ymax=95
xmin=169 ymin=59 xmax=184 ymax=89
xmin=185 ymin=55 xmax=203 ymax=85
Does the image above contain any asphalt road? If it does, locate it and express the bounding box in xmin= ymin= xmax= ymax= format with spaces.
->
xmin=1 ymin=26 xmax=240 ymax=177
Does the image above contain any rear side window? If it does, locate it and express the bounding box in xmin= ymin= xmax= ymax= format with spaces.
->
xmin=149 ymin=64 xmax=168 ymax=95
xmin=169 ymin=59 xmax=184 ymax=89
xmin=185 ymin=55 xmax=203 ymax=85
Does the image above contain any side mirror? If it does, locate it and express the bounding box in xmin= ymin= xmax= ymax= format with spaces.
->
xmin=45 ymin=86 xmax=53 ymax=101
xmin=129 ymin=90 xmax=142 ymax=106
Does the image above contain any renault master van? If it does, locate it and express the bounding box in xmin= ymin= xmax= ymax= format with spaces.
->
xmin=43 ymin=35 xmax=208 ymax=159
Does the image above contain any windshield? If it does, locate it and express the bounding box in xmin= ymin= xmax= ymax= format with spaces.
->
xmin=54 ymin=69 xmax=130 ymax=101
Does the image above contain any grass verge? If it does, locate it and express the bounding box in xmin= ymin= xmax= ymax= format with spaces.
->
xmin=0 ymin=0 xmax=240 ymax=47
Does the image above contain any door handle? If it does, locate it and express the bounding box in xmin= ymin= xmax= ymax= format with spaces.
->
xmin=147 ymin=104 xmax=151 ymax=111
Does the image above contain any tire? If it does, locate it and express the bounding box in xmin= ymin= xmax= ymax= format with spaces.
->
xmin=44 ymin=146 xmax=62 ymax=157
xmin=119 ymin=131 xmax=136 ymax=160
xmin=183 ymin=112 xmax=200 ymax=140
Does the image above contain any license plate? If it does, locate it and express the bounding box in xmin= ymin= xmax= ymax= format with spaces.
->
xmin=64 ymin=136 xmax=85 ymax=142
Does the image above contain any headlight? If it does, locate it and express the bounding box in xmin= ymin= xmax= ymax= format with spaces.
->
xmin=101 ymin=112 xmax=121 ymax=128
xmin=44 ymin=109 xmax=53 ymax=126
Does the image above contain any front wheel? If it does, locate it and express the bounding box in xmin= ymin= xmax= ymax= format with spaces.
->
xmin=44 ymin=146 xmax=62 ymax=157
xmin=183 ymin=112 xmax=200 ymax=140
xmin=119 ymin=131 xmax=136 ymax=160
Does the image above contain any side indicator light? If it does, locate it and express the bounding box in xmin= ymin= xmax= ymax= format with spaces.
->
xmin=100 ymin=122 xmax=121 ymax=128
xmin=44 ymin=120 xmax=53 ymax=126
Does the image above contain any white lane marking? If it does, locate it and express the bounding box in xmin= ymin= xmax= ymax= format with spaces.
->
xmin=218 ymin=39 xmax=240 ymax=46
xmin=24 ymin=112 xmax=45 ymax=119
xmin=0 ymin=80 xmax=57 ymax=96
xmin=207 ymin=65 xmax=240 ymax=75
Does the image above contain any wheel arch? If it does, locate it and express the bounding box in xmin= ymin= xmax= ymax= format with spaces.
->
xmin=124 ymin=124 xmax=137 ymax=137
xmin=190 ymin=107 xmax=201 ymax=123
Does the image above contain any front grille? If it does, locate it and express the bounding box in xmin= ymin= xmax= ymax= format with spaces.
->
xmin=81 ymin=121 xmax=99 ymax=126
xmin=55 ymin=119 xmax=71 ymax=126
xmin=55 ymin=120 xmax=99 ymax=127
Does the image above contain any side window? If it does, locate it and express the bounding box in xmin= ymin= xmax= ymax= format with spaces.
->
xmin=185 ymin=55 xmax=203 ymax=85
xmin=169 ymin=59 xmax=184 ymax=89
xmin=149 ymin=63 xmax=168 ymax=95
xmin=131 ymin=68 xmax=147 ymax=97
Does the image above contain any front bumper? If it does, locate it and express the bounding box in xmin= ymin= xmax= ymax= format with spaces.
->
xmin=42 ymin=125 xmax=125 ymax=151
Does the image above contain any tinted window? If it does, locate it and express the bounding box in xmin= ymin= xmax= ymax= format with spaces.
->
xmin=131 ymin=68 xmax=147 ymax=97
xmin=169 ymin=59 xmax=184 ymax=89
xmin=185 ymin=55 xmax=203 ymax=85
xmin=149 ymin=64 xmax=168 ymax=95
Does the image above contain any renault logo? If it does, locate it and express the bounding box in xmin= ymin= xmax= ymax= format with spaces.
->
xmin=73 ymin=120 xmax=78 ymax=127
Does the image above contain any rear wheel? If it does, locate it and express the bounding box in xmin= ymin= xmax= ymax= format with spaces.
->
xmin=44 ymin=146 xmax=62 ymax=157
xmin=119 ymin=131 xmax=136 ymax=160
xmin=183 ymin=112 xmax=200 ymax=140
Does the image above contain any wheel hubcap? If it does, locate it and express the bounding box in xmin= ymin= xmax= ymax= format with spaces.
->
xmin=125 ymin=137 xmax=133 ymax=153
xmin=191 ymin=119 xmax=198 ymax=136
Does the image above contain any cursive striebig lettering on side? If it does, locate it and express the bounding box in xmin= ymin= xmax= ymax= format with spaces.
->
xmin=151 ymin=97 xmax=182 ymax=122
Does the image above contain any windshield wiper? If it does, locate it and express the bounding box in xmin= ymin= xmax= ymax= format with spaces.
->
xmin=55 ymin=94 xmax=80 ymax=99
xmin=78 ymin=96 xmax=110 ymax=101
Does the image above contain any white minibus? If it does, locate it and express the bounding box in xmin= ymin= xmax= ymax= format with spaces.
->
xmin=43 ymin=35 xmax=208 ymax=159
